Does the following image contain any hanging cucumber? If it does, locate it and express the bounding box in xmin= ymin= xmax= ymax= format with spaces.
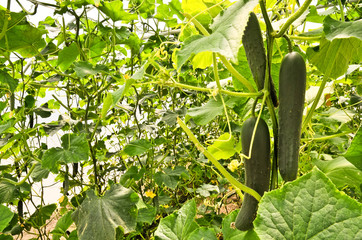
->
xmin=242 ymin=12 xmax=278 ymax=107
xmin=278 ymin=52 xmax=306 ymax=181
xmin=235 ymin=117 xmax=271 ymax=231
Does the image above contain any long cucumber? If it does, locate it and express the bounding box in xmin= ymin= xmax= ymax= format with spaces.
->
xmin=235 ymin=117 xmax=271 ymax=231
xmin=278 ymin=52 xmax=306 ymax=181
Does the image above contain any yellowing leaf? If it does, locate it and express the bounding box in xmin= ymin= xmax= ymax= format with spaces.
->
xmin=207 ymin=133 xmax=240 ymax=160
xmin=192 ymin=51 xmax=213 ymax=70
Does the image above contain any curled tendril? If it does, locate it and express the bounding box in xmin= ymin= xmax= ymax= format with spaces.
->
xmin=155 ymin=45 xmax=168 ymax=60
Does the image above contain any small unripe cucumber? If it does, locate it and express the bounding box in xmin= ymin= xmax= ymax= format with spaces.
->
xmin=242 ymin=12 xmax=278 ymax=107
xmin=235 ymin=117 xmax=270 ymax=231
xmin=278 ymin=52 xmax=306 ymax=181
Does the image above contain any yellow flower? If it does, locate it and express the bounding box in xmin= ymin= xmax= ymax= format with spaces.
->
xmin=124 ymin=74 xmax=131 ymax=80
xmin=228 ymin=160 xmax=240 ymax=172
xmin=163 ymin=204 xmax=169 ymax=209
xmin=58 ymin=196 xmax=65 ymax=203
xmin=145 ymin=190 xmax=156 ymax=199
xmin=210 ymin=179 xmax=218 ymax=185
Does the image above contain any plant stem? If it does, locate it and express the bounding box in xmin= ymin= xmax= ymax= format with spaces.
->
xmin=283 ymin=35 xmax=293 ymax=52
xmin=273 ymin=0 xmax=313 ymax=38
xmin=259 ymin=0 xmax=274 ymax=33
xmin=265 ymin=33 xmax=279 ymax=190
xmin=0 ymin=9 xmax=9 ymax=41
xmin=337 ymin=0 xmax=345 ymax=22
xmin=1 ymin=163 xmax=36 ymax=186
xmin=301 ymin=130 xmax=354 ymax=141
xmin=163 ymin=81 xmax=262 ymax=98
xmin=177 ymin=117 xmax=262 ymax=202
xmin=183 ymin=13 xmax=210 ymax=36
xmin=289 ymin=35 xmax=322 ymax=41
xmin=218 ymin=54 xmax=256 ymax=93
xmin=302 ymin=76 xmax=329 ymax=133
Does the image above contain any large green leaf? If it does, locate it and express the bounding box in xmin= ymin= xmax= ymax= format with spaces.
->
xmin=136 ymin=202 xmax=156 ymax=225
xmin=0 ymin=24 xmax=46 ymax=57
xmin=176 ymin=0 xmax=259 ymax=69
xmin=0 ymin=234 xmax=12 ymax=240
xmin=30 ymin=163 xmax=50 ymax=182
xmin=73 ymin=61 xmax=108 ymax=78
xmin=207 ymin=133 xmax=241 ymax=160
xmin=72 ymin=185 xmax=139 ymax=240
xmin=187 ymin=95 xmax=239 ymax=125
xmin=307 ymin=17 xmax=362 ymax=79
xmin=323 ymin=16 xmax=362 ymax=41
xmin=0 ymin=9 xmax=27 ymax=29
xmin=314 ymin=156 xmax=362 ymax=188
xmin=0 ymin=71 xmax=18 ymax=92
xmin=42 ymin=133 xmax=90 ymax=173
xmin=254 ymin=168 xmax=362 ymax=239
xmin=0 ymin=205 xmax=13 ymax=232
xmin=123 ymin=139 xmax=152 ymax=156
xmin=57 ymin=42 xmax=80 ymax=71
xmin=188 ymin=227 xmax=217 ymax=240
xmin=98 ymin=0 xmax=138 ymax=22
xmin=307 ymin=37 xmax=361 ymax=79
xmin=344 ymin=126 xmax=362 ymax=171
xmin=0 ymin=181 xmax=18 ymax=204
xmin=154 ymin=199 xmax=199 ymax=240
xmin=51 ymin=211 xmax=74 ymax=240
xmin=0 ymin=119 xmax=15 ymax=134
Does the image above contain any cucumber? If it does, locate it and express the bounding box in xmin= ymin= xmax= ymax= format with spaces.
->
xmin=278 ymin=52 xmax=306 ymax=182
xmin=242 ymin=12 xmax=278 ymax=107
xmin=235 ymin=117 xmax=271 ymax=231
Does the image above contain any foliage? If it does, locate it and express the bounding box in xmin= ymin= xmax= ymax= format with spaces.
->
xmin=0 ymin=0 xmax=361 ymax=239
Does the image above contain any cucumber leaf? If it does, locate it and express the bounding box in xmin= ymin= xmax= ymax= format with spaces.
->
xmin=188 ymin=227 xmax=217 ymax=240
xmin=72 ymin=185 xmax=139 ymax=240
xmin=42 ymin=133 xmax=90 ymax=173
xmin=176 ymin=0 xmax=258 ymax=69
xmin=0 ymin=205 xmax=13 ymax=232
xmin=254 ymin=168 xmax=362 ymax=239
xmin=123 ymin=139 xmax=152 ymax=156
xmin=57 ymin=42 xmax=80 ymax=71
xmin=314 ymin=156 xmax=362 ymax=188
xmin=187 ymin=95 xmax=240 ymax=125
xmin=344 ymin=126 xmax=362 ymax=171
xmin=307 ymin=17 xmax=362 ymax=79
xmin=307 ymin=37 xmax=361 ymax=79
xmin=207 ymin=133 xmax=241 ymax=160
xmin=323 ymin=16 xmax=362 ymax=41
xmin=98 ymin=1 xmax=138 ymax=22
xmin=154 ymin=199 xmax=198 ymax=240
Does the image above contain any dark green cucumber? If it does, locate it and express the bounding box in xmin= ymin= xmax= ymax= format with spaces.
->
xmin=242 ymin=12 xmax=278 ymax=107
xmin=278 ymin=52 xmax=306 ymax=181
xmin=235 ymin=117 xmax=271 ymax=231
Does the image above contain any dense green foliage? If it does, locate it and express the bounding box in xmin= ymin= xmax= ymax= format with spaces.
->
xmin=0 ymin=0 xmax=361 ymax=239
